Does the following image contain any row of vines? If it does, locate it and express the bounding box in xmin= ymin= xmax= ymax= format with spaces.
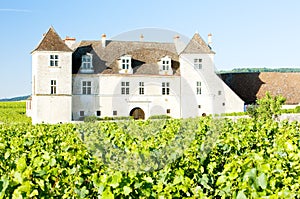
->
xmin=0 ymin=100 xmax=300 ymax=198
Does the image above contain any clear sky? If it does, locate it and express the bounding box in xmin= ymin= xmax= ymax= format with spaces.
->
xmin=1 ymin=0 xmax=300 ymax=98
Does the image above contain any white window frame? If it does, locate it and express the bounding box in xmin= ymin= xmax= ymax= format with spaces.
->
xmin=121 ymin=56 xmax=131 ymax=70
xmin=161 ymin=56 xmax=171 ymax=71
xmin=139 ymin=82 xmax=144 ymax=95
xmin=196 ymin=81 xmax=201 ymax=95
xmin=50 ymin=80 xmax=56 ymax=94
xmin=82 ymin=81 xmax=92 ymax=95
xmin=194 ymin=58 xmax=202 ymax=69
xmin=162 ymin=82 xmax=170 ymax=95
xmin=82 ymin=54 xmax=93 ymax=70
xmin=50 ymin=55 xmax=59 ymax=67
xmin=121 ymin=81 xmax=130 ymax=95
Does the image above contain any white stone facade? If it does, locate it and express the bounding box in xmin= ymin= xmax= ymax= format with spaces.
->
xmin=27 ymin=27 xmax=244 ymax=124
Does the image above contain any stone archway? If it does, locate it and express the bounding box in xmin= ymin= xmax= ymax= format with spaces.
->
xmin=130 ymin=107 xmax=145 ymax=120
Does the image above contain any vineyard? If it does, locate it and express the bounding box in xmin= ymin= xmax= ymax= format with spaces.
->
xmin=0 ymin=101 xmax=300 ymax=198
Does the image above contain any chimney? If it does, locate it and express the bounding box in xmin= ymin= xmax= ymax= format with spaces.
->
xmin=102 ymin=33 xmax=106 ymax=48
xmin=208 ymin=33 xmax=212 ymax=48
xmin=173 ymin=35 xmax=180 ymax=41
xmin=173 ymin=35 xmax=186 ymax=54
xmin=64 ymin=36 xmax=76 ymax=48
xmin=140 ymin=34 xmax=144 ymax=42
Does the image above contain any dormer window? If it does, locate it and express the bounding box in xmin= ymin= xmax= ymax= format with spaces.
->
xmin=80 ymin=53 xmax=93 ymax=73
xmin=162 ymin=60 xmax=170 ymax=70
xmin=161 ymin=56 xmax=171 ymax=70
xmin=159 ymin=56 xmax=172 ymax=75
xmin=122 ymin=58 xmax=130 ymax=69
xmin=119 ymin=55 xmax=132 ymax=74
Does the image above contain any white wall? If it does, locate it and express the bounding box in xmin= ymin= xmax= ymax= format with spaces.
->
xmin=31 ymin=51 xmax=73 ymax=124
xmin=32 ymin=96 xmax=72 ymax=124
xmin=72 ymin=74 xmax=181 ymax=119
xmin=180 ymin=53 xmax=244 ymax=117
xmin=72 ymin=74 xmax=99 ymax=120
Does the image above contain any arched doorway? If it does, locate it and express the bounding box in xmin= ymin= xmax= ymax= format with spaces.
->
xmin=130 ymin=107 xmax=145 ymax=120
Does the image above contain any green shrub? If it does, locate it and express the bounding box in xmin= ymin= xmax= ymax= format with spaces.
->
xmin=295 ymin=106 xmax=300 ymax=113
xmin=84 ymin=115 xmax=99 ymax=123
xmin=147 ymin=115 xmax=172 ymax=120
xmin=99 ymin=116 xmax=133 ymax=121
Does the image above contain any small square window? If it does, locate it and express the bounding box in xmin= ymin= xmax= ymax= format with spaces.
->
xmin=166 ymin=109 xmax=170 ymax=114
xmin=80 ymin=111 xmax=84 ymax=117
xmin=50 ymin=54 xmax=59 ymax=67
xmin=222 ymin=102 xmax=225 ymax=106
xmin=198 ymin=105 xmax=201 ymax=109
xmin=82 ymin=81 xmax=92 ymax=95
xmin=113 ymin=110 xmax=117 ymax=116
xmin=96 ymin=111 xmax=101 ymax=116
xmin=218 ymin=91 xmax=222 ymax=95
xmin=121 ymin=82 xmax=130 ymax=95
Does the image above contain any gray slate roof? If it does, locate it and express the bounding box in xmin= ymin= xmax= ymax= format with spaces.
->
xmin=73 ymin=40 xmax=180 ymax=75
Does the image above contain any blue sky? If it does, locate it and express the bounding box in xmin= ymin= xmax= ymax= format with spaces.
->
xmin=1 ymin=0 xmax=300 ymax=98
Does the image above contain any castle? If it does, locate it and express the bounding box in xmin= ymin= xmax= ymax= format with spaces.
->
xmin=26 ymin=27 xmax=244 ymax=124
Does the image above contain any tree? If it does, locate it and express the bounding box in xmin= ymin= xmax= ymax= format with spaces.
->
xmin=247 ymin=92 xmax=286 ymax=120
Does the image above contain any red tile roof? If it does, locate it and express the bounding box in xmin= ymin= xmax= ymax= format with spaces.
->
xmin=221 ymin=72 xmax=300 ymax=105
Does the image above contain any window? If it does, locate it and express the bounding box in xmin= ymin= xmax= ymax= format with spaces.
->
xmin=80 ymin=111 xmax=84 ymax=117
xmin=161 ymin=56 xmax=171 ymax=71
xmin=121 ymin=57 xmax=130 ymax=70
xmin=166 ymin=109 xmax=171 ymax=114
xmin=96 ymin=111 xmax=101 ymax=116
xmin=139 ymin=82 xmax=144 ymax=95
xmin=113 ymin=110 xmax=117 ymax=116
xmin=162 ymin=60 xmax=170 ymax=70
xmin=50 ymin=55 xmax=59 ymax=67
xmin=218 ymin=91 xmax=222 ymax=95
xmin=82 ymin=81 xmax=92 ymax=95
xmin=194 ymin=58 xmax=202 ymax=69
xmin=162 ymin=82 xmax=170 ymax=95
xmin=50 ymin=80 xmax=56 ymax=94
xmin=82 ymin=54 xmax=93 ymax=69
xmin=196 ymin=81 xmax=201 ymax=95
xmin=198 ymin=105 xmax=201 ymax=109
xmin=121 ymin=82 xmax=129 ymax=95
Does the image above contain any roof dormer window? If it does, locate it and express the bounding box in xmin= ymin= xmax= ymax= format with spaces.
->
xmin=80 ymin=53 xmax=94 ymax=73
xmin=161 ymin=56 xmax=171 ymax=70
xmin=159 ymin=56 xmax=172 ymax=75
xmin=121 ymin=56 xmax=131 ymax=70
xmin=119 ymin=55 xmax=132 ymax=74
xmin=162 ymin=60 xmax=170 ymax=70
